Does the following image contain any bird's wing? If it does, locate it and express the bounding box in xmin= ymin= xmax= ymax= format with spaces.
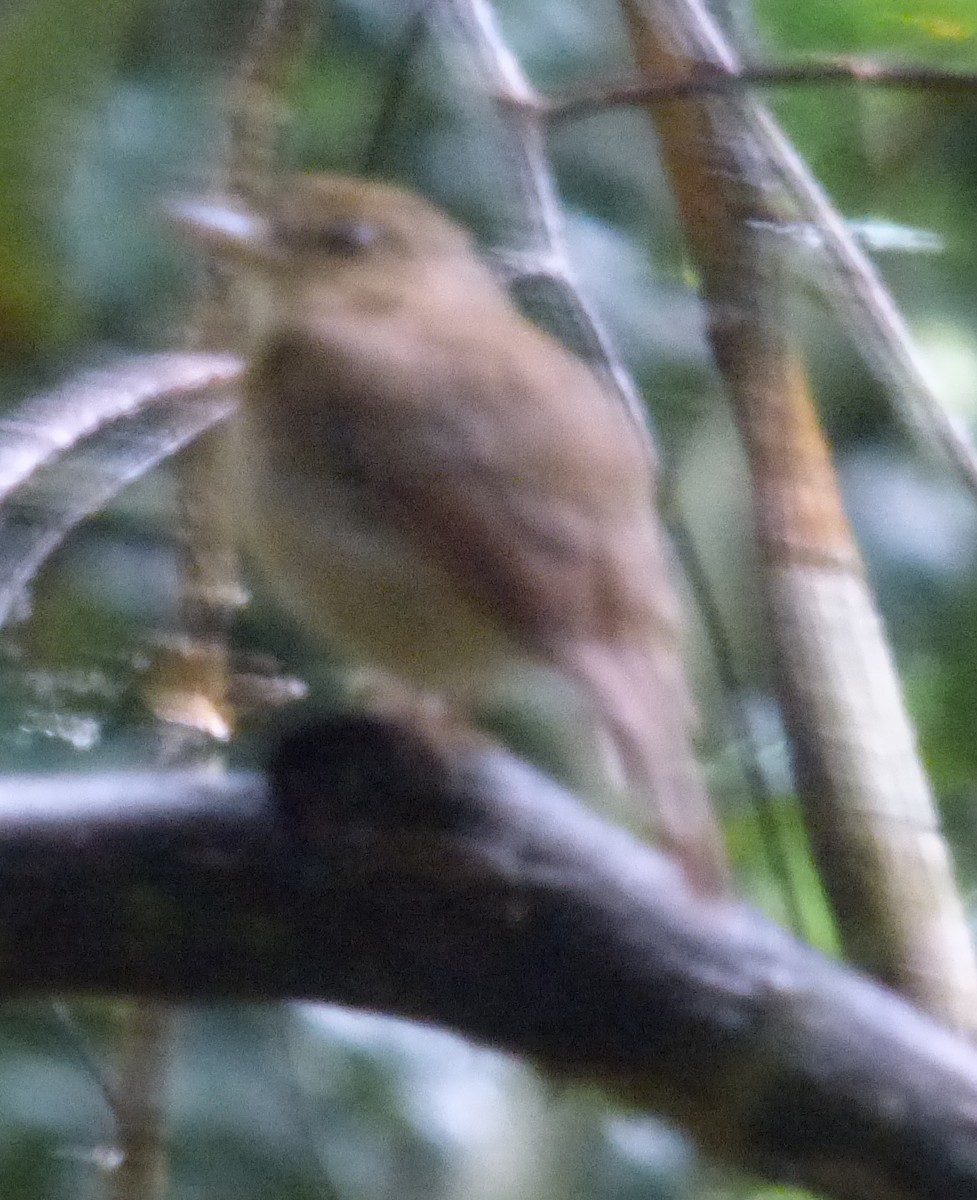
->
xmin=249 ymin=317 xmax=677 ymax=656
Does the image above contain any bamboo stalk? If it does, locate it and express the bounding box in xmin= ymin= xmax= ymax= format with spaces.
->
xmin=619 ymin=0 xmax=977 ymax=1032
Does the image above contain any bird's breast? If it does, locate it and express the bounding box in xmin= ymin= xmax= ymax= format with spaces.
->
xmin=235 ymin=415 xmax=524 ymax=694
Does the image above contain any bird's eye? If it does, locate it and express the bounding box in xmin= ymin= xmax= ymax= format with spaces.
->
xmin=302 ymin=219 xmax=380 ymax=256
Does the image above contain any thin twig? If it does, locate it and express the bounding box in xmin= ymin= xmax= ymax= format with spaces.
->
xmin=362 ymin=3 xmax=432 ymax=175
xmin=622 ymin=0 xmax=977 ymax=501
xmin=48 ymin=1003 xmax=127 ymax=1123
xmin=170 ymin=0 xmax=315 ymax=744
xmin=434 ymin=0 xmax=655 ymax=449
xmin=528 ymin=58 xmax=977 ymax=121
xmin=661 ymin=492 xmax=810 ymax=939
xmin=104 ymin=1003 xmax=175 ymax=1200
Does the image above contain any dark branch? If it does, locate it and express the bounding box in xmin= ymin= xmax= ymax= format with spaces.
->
xmin=1 ymin=715 xmax=976 ymax=1200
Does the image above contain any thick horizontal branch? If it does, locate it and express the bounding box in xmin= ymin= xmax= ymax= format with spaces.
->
xmin=1 ymin=716 xmax=976 ymax=1200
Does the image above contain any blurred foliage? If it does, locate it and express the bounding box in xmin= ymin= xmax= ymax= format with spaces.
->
xmin=0 ymin=0 xmax=976 ymax=1197
xmin=0 ymin=0 xmax=146 ymax=353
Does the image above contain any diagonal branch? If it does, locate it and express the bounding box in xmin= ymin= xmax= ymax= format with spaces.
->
xmin=619 ymin=0 xmax=977 ymax=1033
xmin=617 ymin=0 xmax=977 ymax=500
xmin=1 ymin=715 xmax=977 ymax=1200
xmin=434 ymin=0 xmax=654 ymax=444
xmin=0 ymin=353 xmax=239 ymax=629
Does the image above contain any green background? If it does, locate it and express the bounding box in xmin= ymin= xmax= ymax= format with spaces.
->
xmin=0 ymin=0 xmax=975 ymax=1196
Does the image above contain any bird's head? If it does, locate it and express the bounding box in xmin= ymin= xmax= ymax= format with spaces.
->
xmin=167 ymin=173 xmax=491 ymax=341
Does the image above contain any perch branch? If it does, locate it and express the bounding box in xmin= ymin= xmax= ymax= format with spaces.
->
xmin=0 ymin=716 xmax=976 ymax=1200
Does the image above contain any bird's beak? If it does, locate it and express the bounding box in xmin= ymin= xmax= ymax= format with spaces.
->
xmin=165 ymin=196 xmax=272 ymax=261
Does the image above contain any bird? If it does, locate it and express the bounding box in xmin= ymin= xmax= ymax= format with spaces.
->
xmin=169 ymin=173 xmax=728 ymax=891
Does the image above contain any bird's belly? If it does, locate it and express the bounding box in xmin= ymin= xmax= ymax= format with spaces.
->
xmin=244 ymin=476 xmax=523 ymax=694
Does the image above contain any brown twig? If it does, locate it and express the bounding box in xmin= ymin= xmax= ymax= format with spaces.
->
xmin=111 ymin=4 xmax=315 ymax=1197
xmin=517 ymin=58 xmax=977 ymax=121
xmin=166 ymin=0 xmax=315 ymax=744
xmin=104 ymin=1004 xmax=175 ymax=1200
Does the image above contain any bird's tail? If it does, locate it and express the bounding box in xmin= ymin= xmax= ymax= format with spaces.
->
xmin=563 ymin=640 xmax=729 ymax=894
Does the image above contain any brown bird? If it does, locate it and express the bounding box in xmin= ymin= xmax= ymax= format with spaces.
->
xmin=171 ymin=174 xmax=728 ymax=890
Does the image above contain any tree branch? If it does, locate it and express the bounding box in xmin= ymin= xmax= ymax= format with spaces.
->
xmin=1 ymin=715 xmax=976 ymax=1200
xmin=617 ymin=0 xmax=977 ymax=1031
xmin=531 ymin=58 xmax=977 ymax=121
